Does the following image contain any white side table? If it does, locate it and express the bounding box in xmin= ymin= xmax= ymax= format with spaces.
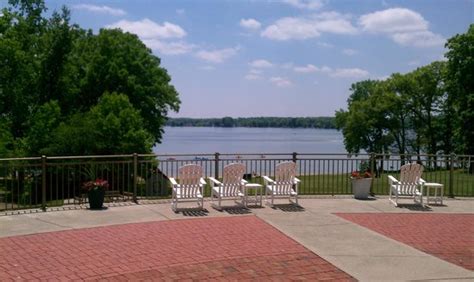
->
xmin=424 ymin=182 xmax=444 ymax=205
xmin=243 ymin=183 xmax=263 ymax=207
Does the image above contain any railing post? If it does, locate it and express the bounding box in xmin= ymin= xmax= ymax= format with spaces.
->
xmin=214 ymin=152 xmax=220 ymax=179
xmin=41 ymin=155 xmax=47 ymax=211
xmin=370 ymin=152 xmax=376 ymax=195
xmin=133 ymin=153 xmax=138 ymax=203
xmin=292 ymin=152 xmax=299 ymax=193
xmin=449 ymin=153 xmax=455 ymax=198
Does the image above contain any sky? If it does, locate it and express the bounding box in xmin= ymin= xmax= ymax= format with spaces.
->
xmin=3 ymin=0 xmax=473 ymax=118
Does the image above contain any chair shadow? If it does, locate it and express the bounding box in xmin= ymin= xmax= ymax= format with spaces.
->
xmin=271 ymin=204 xmax=305 ymax=212
xmin=222 ymin=207 xmax=252 ymax=215
xmin=397 ymin=204 xmax=432 ymax=211
xmin=354 ymin=197 xmax=377 ymax=201
xmin=180 ymin=208 xmax=210 ymax=217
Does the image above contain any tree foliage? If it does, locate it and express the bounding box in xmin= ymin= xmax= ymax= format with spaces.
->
xmin=0 ymin=0 xmax=180 ymax=157
xmin=166 ymin=117 xmax=336 ymax=129
xmin=336 ymin=24 xmax=473 ymax=159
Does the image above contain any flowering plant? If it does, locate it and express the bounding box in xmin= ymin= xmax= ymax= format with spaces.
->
xmin=351 ymin=161 xmax=372 ymax=179
xmin=82 ymin=179 xmax=109 ymax=192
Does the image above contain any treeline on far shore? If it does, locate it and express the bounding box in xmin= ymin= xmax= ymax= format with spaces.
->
xmin=165 ymin=117 xmax=336 ymax=129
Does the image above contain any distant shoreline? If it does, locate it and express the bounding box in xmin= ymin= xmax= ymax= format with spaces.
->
xmin=166 ymin=117 xmax=336 ymax=129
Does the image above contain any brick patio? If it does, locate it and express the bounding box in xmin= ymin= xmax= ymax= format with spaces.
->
xmin=0 ymin=215 xmax=354 ymax=281
xmin=336 ymin=213 xmax=474 ymax=271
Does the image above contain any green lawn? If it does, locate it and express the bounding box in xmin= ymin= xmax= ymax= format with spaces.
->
xmin=244 ymin=169 xmax=474 ymax=197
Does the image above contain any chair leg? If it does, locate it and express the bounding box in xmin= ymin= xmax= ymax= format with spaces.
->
xmin=172 ymin=200 xmax=177 ymax=212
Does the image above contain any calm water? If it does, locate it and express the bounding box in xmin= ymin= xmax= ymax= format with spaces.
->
xmin=153 ymin=127 xmax=346 ymax=154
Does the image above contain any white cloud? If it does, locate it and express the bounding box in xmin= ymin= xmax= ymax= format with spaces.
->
xmin=176 ymin=9 xmax=185 ymax=15
xmin=342 ymin=49 xmax=357 ymax=55
xmin=73 ymin=4 xmax=126 ymax=16
xmin=294 ymin=64 xmax=318 ymax=73
xmin=249 ymin=59 xmax=274 ymax=68
xmin=318 ymin=66 xmax=332 ymax=73
xmin=261 ymin=12 xmax=356 ymax=41
xmin=107 ymin=19 xmax=194 ymax=56
xmin=249 ymin=69 xmax=263 ymax=74
xmin=283 ymin=0 xmax=324 ymax=10
xmin=294 ymin=64 xmax=332 ymax=73
xmin=270 ymin=77 xmax=292 ymax=87
xmin=245 ymin=74 xmax=263 ymax=80
xmin=391 ymin=31 xmax=445 ymax=47
xmin=281 ymin=62 xmax=294 ymax=69
xmin=359 ymin=8 xmax=444 ymax=48
xmin=261 ymin=17 xmax=320 ymax=40
xmin=107 ymin=18 xmax=186 ymax=39
xmin=330 ymin=68 xmax=369 ymax=78
xmin=359 ymin=8 xmax=428 ymax=33
xmin=240 ymin=18 xmax=261 ymax=30
xmin=196 ymin=47 xmax=239 ymax=63
xmin=312 ymin=12 xmax=358 ymax=34
xmin=143 ymin=39 xmax=195 ymax=55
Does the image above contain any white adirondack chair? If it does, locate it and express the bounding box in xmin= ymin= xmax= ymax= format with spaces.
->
xmin=388 ymin=162 xmax=425 ymax=206
xmin=170 ymin=164 xmax=206 ymax=212
xmin=263 ymin=161 xmax=300 ymax=206
xmin=209 ymin=163 xmax=247 ymax=210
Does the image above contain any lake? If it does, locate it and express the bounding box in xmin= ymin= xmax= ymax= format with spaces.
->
xmin=153 ymin=127 xmax=346 ymax=154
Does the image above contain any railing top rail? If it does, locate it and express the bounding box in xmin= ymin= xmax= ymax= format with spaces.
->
xmin=0 ymin=153 xmax=472 ymax=161
xmin=139 ymin=153 xmax=215 ymax=157
xmin=46 ymin=155 xmax=133 ymax=160
xmin=0 ymin=157 xmax=42 ymax=161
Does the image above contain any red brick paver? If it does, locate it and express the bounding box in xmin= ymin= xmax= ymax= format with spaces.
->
xmin=0 ymin=216 xmax=354 ymax=281
xmin=336 ymin=213 xmax=474 ymax=270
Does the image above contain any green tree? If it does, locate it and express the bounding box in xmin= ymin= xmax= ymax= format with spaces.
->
xmin=0 ymin=0 xmax=180 ymax=157
xmin=335 ymin=80 xmax=393 ymax=154
xmin=221 ymin=117 xmax=234 ymax=127
xmin=445 ymin=24 xmax=474 ymax=156
xmin=47 ymin=93 xmax=154 ymax=156
xmin=25 ymin=100 xmax=61 ymax=155
xmin=62 ymin=29 xmax=180 ymax=143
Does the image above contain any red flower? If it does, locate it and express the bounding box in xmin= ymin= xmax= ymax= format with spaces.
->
xmin=82 ymin=178 xmax=109 ymax=192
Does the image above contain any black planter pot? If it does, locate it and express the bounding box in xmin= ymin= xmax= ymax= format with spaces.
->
xmin=88 ymin=189 xmax=105 ymax=209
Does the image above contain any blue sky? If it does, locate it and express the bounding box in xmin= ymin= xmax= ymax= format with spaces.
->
xmin=3 ymin=0 xmax=473 ymax=117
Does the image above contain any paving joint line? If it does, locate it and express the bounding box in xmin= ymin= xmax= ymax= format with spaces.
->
xmin=33 ymin=217 xmax=74 ymax=229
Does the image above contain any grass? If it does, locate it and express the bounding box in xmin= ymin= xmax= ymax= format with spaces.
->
xmin=245 ymin=169 xmax=474 ymax=197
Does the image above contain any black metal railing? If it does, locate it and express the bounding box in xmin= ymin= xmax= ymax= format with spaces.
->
xmin=0 ymin=153 xmax=472 ymax=212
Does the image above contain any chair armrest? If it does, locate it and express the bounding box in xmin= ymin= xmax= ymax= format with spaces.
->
xmin=208 ymin=177 xmax=222 ymax=186
xmin=262 ymin=176 xmax=275 ymax=184
xmin=241 ymin=179 xmax=248 ymax=185
xmin=418 ymin=178 xmax=426 ymax=184
xmin=294 ymin=177 xmax=301 ymax=184
xmin=169 ymin=178 xmax=178 ymax=186
xmin=388 ymin=175 xmax=399 ymax=185
xmin=200 ymin=178 xmax=207 ymax=186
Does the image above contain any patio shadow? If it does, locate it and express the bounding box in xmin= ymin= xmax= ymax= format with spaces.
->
xmin=180 ymin=208 xmax=210 ymax=217
xmin=396 ymin=204 xmax=432 ymax=211
xmin=271 ymin=204 xmax=305 ymax=212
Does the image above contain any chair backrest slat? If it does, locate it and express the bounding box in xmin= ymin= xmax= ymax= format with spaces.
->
xmin=222 ymin=163 xmax=245 ymax=196
xmin=178 ymin=164 xmax=202 ymax=198
xmin=275 ymin=161 xmax=297 ymax=194
xmin=399 ymin=163 xmax=423 ymax=194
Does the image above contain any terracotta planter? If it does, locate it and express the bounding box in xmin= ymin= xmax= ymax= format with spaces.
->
xmin=351 ymin=177 xmax=372 ymax=199
xmin=88 ymin=188 xmax=105 ymax=209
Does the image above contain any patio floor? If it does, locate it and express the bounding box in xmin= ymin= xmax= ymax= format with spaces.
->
xmin=1 ymin=196 xmax=473 ymax=280
xmin=335 ymin=213 xmax=474 ymax=271
xmin=0 ymin=216 xmax=353 ymax=281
